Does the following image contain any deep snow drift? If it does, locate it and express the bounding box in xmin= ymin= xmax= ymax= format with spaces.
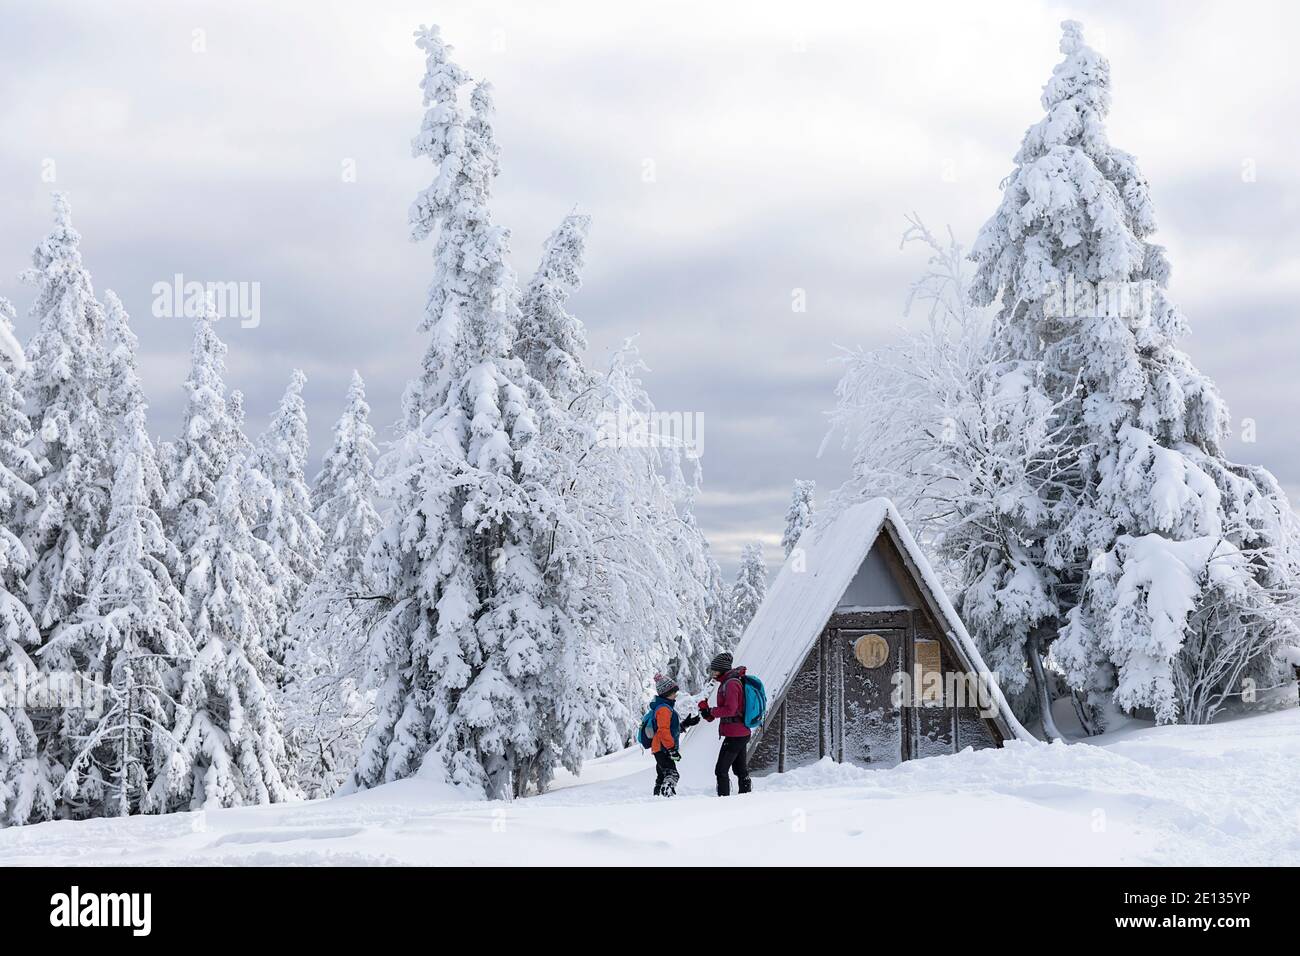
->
xmin=1 ymin=707 xmax=1295 ymax=866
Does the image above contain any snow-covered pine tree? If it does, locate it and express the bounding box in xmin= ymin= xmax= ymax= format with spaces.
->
xmin=725 ymin=543 xmax=767 ymax=648
xmin=227 ymin=389 xmax=252 ymax=459
xmin=781 ymin=479 xmax=816 ymax=557
xmin=153 ymin=452 xmax=297 ymax=810
xmin=101 ymin=291 xmax=144 ymax=430
xmin=19 ymin=192 xmax=112 ymax=637
xmin=969 ymin=21 xmax=1300 ymax=725
xmin=41 ymin=403 xmax=192 ymax=817
xmin=517 ymin=216 xmax=648 ymax=745
xmin=514 ymin=213 xmax=611 ymax=753
xmin=101 ymin=289 xmax=175 ymax=572
xmin=518 ymin=212 xmax=591 ymax=404
xmin=282 ymin=371 xmax=380 ymax=797
xmin=164 ymin=313 xmax=239 ymax=581
xmin=248 ymin=369 xmax=323 ymax=668
xmin=312 ymin=373 xmax=381 ymax=556
xmin=35 ymin=293 xmax=190 ymax=817
xmin=0 ymin=297 xmax=59 ymax=827
xmin=352 ymin=26 xmax=584 ymax=799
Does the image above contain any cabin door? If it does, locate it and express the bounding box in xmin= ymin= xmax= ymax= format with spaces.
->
xmin=834 ymin=628 xmax=904 ymax=768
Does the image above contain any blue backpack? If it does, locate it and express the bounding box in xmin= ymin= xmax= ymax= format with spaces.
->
xmin=638 ymin=700 xmax=680 ymax=749
xmin=637 ymin=709 xmax=657 ymax=749
xmin=740 ymin=675 xmax=767 ymax=730
xmin=721 ymin=674 xmax=767 ymax=730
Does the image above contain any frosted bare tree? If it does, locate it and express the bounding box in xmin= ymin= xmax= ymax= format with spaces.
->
xmin=826 ymin=217 xmax=1077 ymax=737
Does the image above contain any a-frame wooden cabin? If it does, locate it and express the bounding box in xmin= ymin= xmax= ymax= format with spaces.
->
xmin=718 ymin=499 xmax=1032 ymax=775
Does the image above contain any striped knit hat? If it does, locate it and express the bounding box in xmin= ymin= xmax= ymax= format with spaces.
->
xmin=654 ymin=673 xmax=679 ymax=697
xmin=709 ymin=652 xmax=733 ymax=674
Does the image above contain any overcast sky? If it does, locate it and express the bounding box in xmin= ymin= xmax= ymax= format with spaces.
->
xmin=2 ymin=0 xmax=1298 ymax=576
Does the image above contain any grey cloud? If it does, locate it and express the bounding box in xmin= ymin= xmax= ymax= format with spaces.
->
xmin=2 ymin=0 xmax=1298 ymax=579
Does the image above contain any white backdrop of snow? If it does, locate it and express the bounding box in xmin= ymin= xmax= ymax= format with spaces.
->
xmin=2 ymin=706 xmax=1295 ymax=866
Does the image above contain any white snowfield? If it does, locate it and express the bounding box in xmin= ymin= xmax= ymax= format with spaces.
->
xmin=1 ymin=707 xmax=1295 ymax=866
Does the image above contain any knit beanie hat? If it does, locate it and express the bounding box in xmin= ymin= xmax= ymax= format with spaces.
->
xmin=654 ymin=673 xmax=679 ymax=697
xmin=709 ymin=652 xmax=733 ymax=674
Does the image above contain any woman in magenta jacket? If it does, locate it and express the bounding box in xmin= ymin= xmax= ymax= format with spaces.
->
xmin=698 ymin=652 xmax=752 ymax=796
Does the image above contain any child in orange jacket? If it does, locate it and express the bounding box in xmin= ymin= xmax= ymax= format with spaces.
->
xmin=646 ymin=674 xmax=700 ymax=797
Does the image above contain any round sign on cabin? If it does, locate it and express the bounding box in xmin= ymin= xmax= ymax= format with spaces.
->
xmin=854 ymin=634 xmax=890 ymax=669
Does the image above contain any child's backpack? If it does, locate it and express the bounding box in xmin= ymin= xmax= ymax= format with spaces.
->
xmin=639 ymin=701 xmax=683 ymax=749
xmin=740 ymin=675 xmax=767 ymax=730
xmin=637 ymin=707 xmax=657 ymax=749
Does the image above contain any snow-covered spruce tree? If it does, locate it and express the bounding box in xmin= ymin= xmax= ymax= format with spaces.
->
xmin=248 ymin=369 xmax=323 ymax=668
xmin=19 ymin=192 xmax=112 ymax=637
xmin=227 ymin=389 xmax=253 ymax=460
xmin=826 ymin=219 xmax=1076 ymax=735
xmin=164 ymin=316 xmax=287 ymax=655
xmin=781 ymin=479 xmax=816 ymax=558
xmin=0 ymin=298 xmax=59 ymax=827
xmin=351 ymin=27 xmax=584 ymax=799
xmin=969 ymin=21 xmax=1300 ymax=725
xmin=101 ymin=291 xmax=144 ymax=430
xmin=152 ymin=452 xmax=297 ymax=810
xmin=101 ymin=290 xmax=176 ymax=570
xmin=164 ymin=313 xmax=240 ymax=582
xmin=518 ymin=212 xmax=591 ymax=404
xmin=312 ymin=373 xmax=381 ymax=557
xmin=516 ymin=212 xmax=626 ymax=749
xmin=282 ymin=371 xmax=380 ymax=798
xmin=40 ymin=404 xmax=192 ymax=817
xmin=725 ymin=543 xmax=767 ymax=648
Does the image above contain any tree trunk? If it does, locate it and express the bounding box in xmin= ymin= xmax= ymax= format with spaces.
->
xmin=1070 ymin=688 xmax=1099 ymax=736
xmin=1049 ymin=667 xmax=1099 ymax=736
xmin=1027 ymin=627 xmax=1064 ymax=743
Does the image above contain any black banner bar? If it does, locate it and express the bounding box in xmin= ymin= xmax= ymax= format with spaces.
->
xmin=0 ymin=866 xmax=1283 ymax=941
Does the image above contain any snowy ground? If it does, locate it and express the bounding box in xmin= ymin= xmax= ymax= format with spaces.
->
xmin=2 ymin=707 xmax=1296 ymax=866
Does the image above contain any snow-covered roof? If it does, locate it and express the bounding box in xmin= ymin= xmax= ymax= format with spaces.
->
xmin=682 ymin=498 xmax=1032 ymax=777
xmin=743 ymin=498 xmax=896 ymax=698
